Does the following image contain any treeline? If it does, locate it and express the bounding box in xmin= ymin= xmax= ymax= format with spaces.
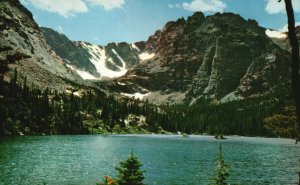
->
xmin=159 ymin=88 xmax=291 ymax=136
xmin=0 ymin=70 xmax=165 ymax=136
xmin=0 ymin=69 xmax=291 ymax=137
xmin=0 ymin=69 xmax=89 ymax=135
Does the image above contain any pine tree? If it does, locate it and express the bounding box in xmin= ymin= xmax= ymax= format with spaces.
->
xmin=210 ymin=145 xmax=230 ymax=185
xmin=115 ymin=151 xmax=145 ymax=185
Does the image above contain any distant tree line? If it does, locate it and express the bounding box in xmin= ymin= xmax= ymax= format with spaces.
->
xmin=159 ymin=87 xmax=291 ymax=136
xmin=0 ymin=68 xmax=293 ymax=137
xmin=0 ymin=69 xmax=166 ymax=135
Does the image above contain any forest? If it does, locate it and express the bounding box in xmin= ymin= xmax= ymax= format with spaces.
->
xmin=0 ymin=69 xmax=294 ymax=137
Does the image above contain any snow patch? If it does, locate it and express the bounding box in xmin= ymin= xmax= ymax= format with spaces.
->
xmin=139 ymin=52 xmax=155 ymax=61
xmin=75 ymin=69 xmax=99 ymax=80
xmin=131 ymin=43 xmax=141 ymax=52
xmin=265 ymin=29 xmax=287 ymax=39
xmin=81 ymin=42 xmax=127 ymax=79
xmin=220 ymin=92 xmax=244 ymax=103
xmin=73 ymin=92 xmax=80 ymax=97
xmin=121 ymin=92 xmax=151 ymax=100
xmin=112 ymin=49 xmax=126 ymax=68
xmin=65 ymin=89 xmax=72 ymax=94
xmin=66 ymin=64 xmax=99 ymax=80
xmin=66 ymin=64 xmax=75 ymax=70
xmin=118 ymin=82 xmax=126 ymax=86
xmin=65 ymin=89 xmax=81 ymax=97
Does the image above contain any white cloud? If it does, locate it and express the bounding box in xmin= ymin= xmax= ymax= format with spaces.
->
xmin=279 ymin=22 xmax=300 ymax=32
xmin=28 ymin=0 xmax=88 ymax=17
xmin=22 ymin=0 xmax=125 ymax=18
xmin=86 ymin=0 xmax=125 ymax=11
xmin=265 ymin=0 xmax=300 ymax=14
xmin=181 ymin=0 xmax=226 ymax=13
xmin=56 ymin=26 xmax=63 ymax=33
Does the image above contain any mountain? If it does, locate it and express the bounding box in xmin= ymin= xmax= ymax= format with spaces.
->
xmin=0 ymin=0 xmax=297 ymax=137
xmin=107 ymin=12 xmax=292 ymax=104
xmin=0 ymin=0 xmax=86 ymax=92
xmin=40 ymin=27 xmax=154 ymax=81
xmin=0 ymin=0 xmax=294 ymax=105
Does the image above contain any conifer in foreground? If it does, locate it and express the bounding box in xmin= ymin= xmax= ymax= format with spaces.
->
xmin=210 ymin=145 xmax=230 ymax=185
xmin=115 ymin=151 xmax=146 ymax=185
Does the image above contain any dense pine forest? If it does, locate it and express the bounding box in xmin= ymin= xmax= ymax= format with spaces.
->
xmin=161 ymin=87 xmax=291 ymax=136
xmin=0 ymin=69 xmax=294 ymax=137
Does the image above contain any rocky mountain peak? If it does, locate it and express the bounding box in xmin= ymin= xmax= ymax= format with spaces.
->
xmin=145 ymin=30 xmax=162 ymax=53
xmin=1 ymin=1 xmax=294 ymax=105
xmin=113 ymin=11 xmax=291 ymax=104
xmin=186 ymin=12 xmax=205 ymax=32
xmin=187 ymin=11 xmax=205 ymax=22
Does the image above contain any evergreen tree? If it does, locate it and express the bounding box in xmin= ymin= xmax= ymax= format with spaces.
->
xmin=210 ymin=145 xmax=230 ymax=185
xmin=115 ymin=151 xmax=145 ymax=185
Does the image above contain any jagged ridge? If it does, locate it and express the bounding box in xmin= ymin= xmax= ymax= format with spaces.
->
xmin=0 ymin=0 xmax=294 ymax=105
xmin=40 ymin=27 xmax=156 ymax=80
xmin=113 ymin=12 xmax=291 ymax=104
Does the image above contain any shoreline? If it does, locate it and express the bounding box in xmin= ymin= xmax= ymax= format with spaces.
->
xmin=0 ymin=133 xmax=296 ymax=141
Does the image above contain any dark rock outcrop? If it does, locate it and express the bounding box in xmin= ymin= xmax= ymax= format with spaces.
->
xmin=114 ymin=12 xmax=291 ymax=104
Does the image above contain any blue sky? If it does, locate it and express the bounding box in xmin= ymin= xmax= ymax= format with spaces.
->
xmin=20 ymin=0 xmax=300 ymax=45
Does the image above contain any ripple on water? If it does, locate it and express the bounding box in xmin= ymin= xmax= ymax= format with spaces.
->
xmin=0 ymin=135 xmax=299 ymax=185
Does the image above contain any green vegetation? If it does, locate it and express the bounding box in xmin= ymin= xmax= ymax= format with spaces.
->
xmin=99 ymin=147 xmax=235 ymax=185
xmin=159 ymin=86 xmax=291 ymax=136
xmin=0 ymin=69 xmax=293 ymax=137
xmin=264 ymin=106 xmax=299 ymax=140
xmin=99 ymin=151 xmax=145 ymax=185
xmin=0 ymin=69 xmax=163 ymax=135
xmin=115 ymin=151 xmax=145 ymax=185
xmin=210 ymin=145 xmax=231 ymax=185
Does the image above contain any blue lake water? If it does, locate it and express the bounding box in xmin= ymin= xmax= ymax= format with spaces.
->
xmin=0 ymin=135 xmax=299 ymax=185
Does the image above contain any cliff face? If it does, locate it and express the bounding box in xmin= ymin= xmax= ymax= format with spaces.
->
xmin=0 ymin=0 xmax=84 ymax=91
xmin=41 ymin=27 xmax=147 ymax=80
xmin=113 ymin=12 xmax=291 ymax=104
xmin=40 ymin=27 xmax=98 ymax=76
xmin=0 ymin=0 xmax=293 ymax=104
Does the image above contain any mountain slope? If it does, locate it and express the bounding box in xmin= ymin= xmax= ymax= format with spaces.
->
xmin=0 ymin=0 xmax=84 ymax=91
xmin=40 ymin=27 xmax=99 ymax=77
xmin=40 ymin=27 xmax=154 ymax=80
xmin=1 ymin=0 xmax=292 ymax=105
xmin=111 ymin=12 xmax=291 ymax=104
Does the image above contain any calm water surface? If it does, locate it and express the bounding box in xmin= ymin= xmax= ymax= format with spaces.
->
xmin=0 ymin=135 xmax=299 ymax=185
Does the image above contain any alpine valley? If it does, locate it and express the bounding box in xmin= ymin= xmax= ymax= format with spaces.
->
xmin=0 ymin=0 xmax=298 ymax=137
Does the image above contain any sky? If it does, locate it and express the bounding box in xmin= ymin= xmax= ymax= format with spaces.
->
xmin=20 ymin=0 xmax=300 ymax=45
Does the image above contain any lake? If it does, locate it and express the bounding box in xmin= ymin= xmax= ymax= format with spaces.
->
xmin=0 ymin=135 xmax=299 ymax=185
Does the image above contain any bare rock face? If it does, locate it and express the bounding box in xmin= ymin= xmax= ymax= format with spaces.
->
xmin=114 ymin=12 xmax=291 ymax=104
xmin=0 ymin=1 xmax=293 ymax=104
xmin=0 ymin=0 xmax=84 ymax=91
xmin=40 ymin=27 xmax=98 ymax=76
xmin=41 ymin=27 xmax=145 ymax=80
